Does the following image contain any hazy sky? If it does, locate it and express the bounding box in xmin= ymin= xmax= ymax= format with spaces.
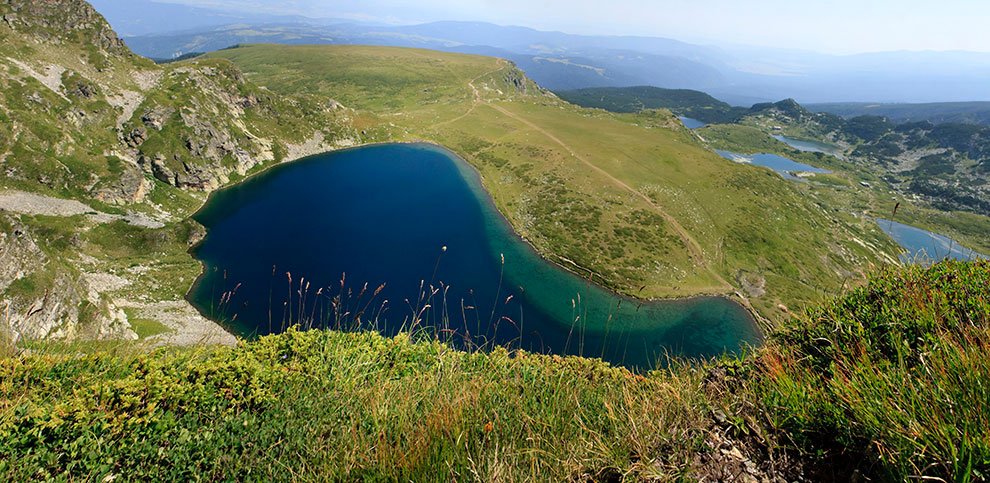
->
xmin=157 ymin=0 xmax=990 ymax=54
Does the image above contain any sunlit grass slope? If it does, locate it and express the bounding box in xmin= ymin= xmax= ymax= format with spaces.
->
xmin=210 ymin=44 xmax=898 ymax=319
xmin=700 ymin=122 xmax=990 ymax=256
xmin=1 ymin=329 xmax=716 ymax=481
xmin=754 ymin=259 xmax=990 ymax=480
xmin=3 ymin=260 xmax=987 ymax=481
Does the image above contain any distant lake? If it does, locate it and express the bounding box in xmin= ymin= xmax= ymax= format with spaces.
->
xmin=876 ymin=218 xmax=987 ymax=264
xmin=190 ymin=143 xmax=762 ymax=370
xmin=772 ymin=135 xmax=840 ymax=155
xmin=715 ymin=150 xmax=831 ymax=181
xmin=678 ymin=116 xmax=707 ymax=129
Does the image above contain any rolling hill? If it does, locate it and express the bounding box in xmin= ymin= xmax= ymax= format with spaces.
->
xmin=556 ymin=85 xmax=749 ymax=123
xmin=559 ymin=86 xmax=990 ymax=246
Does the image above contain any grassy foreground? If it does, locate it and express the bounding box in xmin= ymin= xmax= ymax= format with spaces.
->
xmin=2 ymin=260 xmax=987 ymax=481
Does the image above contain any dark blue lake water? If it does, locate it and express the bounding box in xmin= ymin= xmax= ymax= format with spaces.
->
xmin=190 ymin=143 xmax=762 ymax=369
xmin=876 ymin=218 xmax=987 ymax=264
xmin=715 ymin=150 xmax=831 ymax=181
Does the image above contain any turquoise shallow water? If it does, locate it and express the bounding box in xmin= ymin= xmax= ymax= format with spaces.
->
xmin=678 ymin=116 xmax=707 ymax=129
xmin=190 ymin=143 xmax=762 ymax=369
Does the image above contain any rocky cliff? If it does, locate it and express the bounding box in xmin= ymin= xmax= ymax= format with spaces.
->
xmin=0 ymin=0 xmax=355 ymax=343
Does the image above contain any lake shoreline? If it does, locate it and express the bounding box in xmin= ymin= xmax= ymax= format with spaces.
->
xmin=185 ymin=142 xmax=763 ymax=366
xmin=186 ymin=139 xmax=748 ymax=297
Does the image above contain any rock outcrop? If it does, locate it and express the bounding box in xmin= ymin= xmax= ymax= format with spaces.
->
xmin=0 ymin=214 xmax=136 ymax=341
xmin=0 ymin=0 xmax=353 ymax=343
xmin=0 ymin=0 xmax=127 ymax=56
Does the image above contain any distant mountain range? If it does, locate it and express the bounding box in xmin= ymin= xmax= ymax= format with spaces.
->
xmin=87 ymin=0 xmax=342 ymax=36
xmin=94 ymin=0 xmax=990 ymax=105
xmin=809 ymin=102 xmax=990 ymax=126
xmin=559 ymin=87 xmax=990 ymax=128
xmin=116 ymin=21 xmax=730 ymax=93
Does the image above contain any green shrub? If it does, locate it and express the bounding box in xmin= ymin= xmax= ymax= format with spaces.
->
xmin=756 ymin=260 xmax=990 ymax=481
xmin=0 ymin=329 xmax=711 ymax=480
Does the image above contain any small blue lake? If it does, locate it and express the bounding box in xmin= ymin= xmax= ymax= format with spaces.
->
xmin=678 ymin=116 xmax=707 ymax=129
xmin=876 ymin=219 xmax=987 ymax=264
xmin=772 ymin=135 xmax=840 ymax=155
xmin=189 ymin=143 xmax=762 ymax=370
xmin=715 ymin=150 xmax=831 ymax=181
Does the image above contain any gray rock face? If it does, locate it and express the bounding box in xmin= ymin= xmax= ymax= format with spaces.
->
xmin=141 ymin=106 xmax=172 ymax=131
xmin=139 ymin=153 xmax=173 ymax=184
xmin=69 ymin=79 xmax=96 ymax=98
xmin=176 ymin=159 xmax=222 ymax=191
xmin=92 ymin=163 xmax=148 ymax=204
xmin=0 ymin=0 xmax=127 ymax=55
xmin=124 ymin=126 xmax=147 ymax=148
xmin=504 ymin=69 xmax=529 ymax=94
xmin=183 ymin=118 xmax=236 ymax=162
xmin=0 ymin=215 xmax=135 ymax=341
xmin=0 ymin=219 xmax=46 ymax=298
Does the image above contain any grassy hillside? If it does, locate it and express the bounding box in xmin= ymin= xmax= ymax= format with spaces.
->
xmin=696 ymin=107 xmax=990 ymax=255
xmin=756 ymin=260 xmax=990 ymax=480
xmin=210 ymin=44 xmax=898 ymax=320
xmin=3 ymin=260 xmax=986 ymax=481
xmin=1 ymin=0 xmax=900 ymax=339
xmin=2 ymin=4 xmax=988 ymax=480
xmin=0 ymin=0 xmax=356 ymax=342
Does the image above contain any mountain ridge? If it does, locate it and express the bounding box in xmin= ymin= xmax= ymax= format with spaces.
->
xmin=1 ymin=0 xmax=899 ymax=343
xmin=0 ymin=0 xmax=354 ymax=341
xmin=99 ymin=3 xmax=990 ymax=104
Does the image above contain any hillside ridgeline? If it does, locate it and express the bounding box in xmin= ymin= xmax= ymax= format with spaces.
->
xmin=0 ymin=0 xmax=353 ymax=341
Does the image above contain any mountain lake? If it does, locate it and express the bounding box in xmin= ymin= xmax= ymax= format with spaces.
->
xmin=190 ymin=143 xmax=762 ymax=369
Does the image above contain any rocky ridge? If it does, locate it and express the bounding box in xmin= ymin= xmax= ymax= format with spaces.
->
xmin=0 ymin=0 xmax=355 ymax=343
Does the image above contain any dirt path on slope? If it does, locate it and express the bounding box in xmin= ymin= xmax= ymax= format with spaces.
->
xmin=0 ymin=190 xmax=164 ymax=228
xmin=433 ymin=60 xmax=510 ymax=129
xmin=434 ymin=61 xmax=733 ymax=293
xmin=484 ymin=103 xmax=730 ymax=287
